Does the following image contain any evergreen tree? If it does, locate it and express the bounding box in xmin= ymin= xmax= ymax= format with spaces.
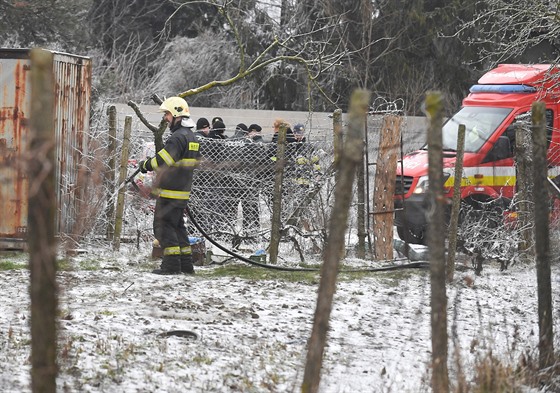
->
xmin=0 ymin=0 xmax=87 ymax=51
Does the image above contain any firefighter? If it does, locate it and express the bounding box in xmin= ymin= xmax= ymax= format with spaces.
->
xmin=291 ymin=123 xmax=321 ymax=187
xmin=271 ymin=118 xmax=296 ymax=143
xmin=138 ymin=96 xmax=200 ymax=275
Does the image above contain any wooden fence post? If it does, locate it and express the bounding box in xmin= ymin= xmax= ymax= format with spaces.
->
xmin=333 ymin=109 xmax=343 ymax=182
xmin=29 ymin=48 xmax=58 ymax=393
xmin=515 ymin=124 xmax=532 ymax=253
xmin=268 ymin=124 xmax=288 ymax=264
xmin=425 ymin=91 xmax=449 ymax=393
xmin=531 ymin=101 xmax=554 ymax=369
xmin=105 ymin=105 xmax=117 ymax=240
xmin=113 ymin=115 xmax=132 ymax=251
xmin=372 ymin=115 xmax=402 ymax=260
xmin=446 ymin=124 xmax=465 ymax=282
xmin=302 ymin=89 xmax=370 ymax=393
xmin=356 ymin=113 xmax=367 ymax=259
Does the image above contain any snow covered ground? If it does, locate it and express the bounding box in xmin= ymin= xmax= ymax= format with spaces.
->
xmin=0 ymin=245 xmax=558 ymax=392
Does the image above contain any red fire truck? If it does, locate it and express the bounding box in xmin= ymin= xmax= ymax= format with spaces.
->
xmin=395 ymin=64 xmax=560 ymax=244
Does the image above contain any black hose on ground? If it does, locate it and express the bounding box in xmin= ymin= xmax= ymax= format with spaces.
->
xmin=185 ymin=204 xmax=430 ymax=273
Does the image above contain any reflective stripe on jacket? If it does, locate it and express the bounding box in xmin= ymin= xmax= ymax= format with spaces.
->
xmin=145 ymin=123 xmax=200 ymax=200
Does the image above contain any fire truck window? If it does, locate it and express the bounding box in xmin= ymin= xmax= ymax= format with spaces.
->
xmin=503 ymin=124 xmax=516 ymax=155
xmin=482 ymin=136 xmax=512 ymax=163
xmin=496 ymin=109 xmax=554 ymax=161
xmin=442 ymin=106 xmax=512 ymax=152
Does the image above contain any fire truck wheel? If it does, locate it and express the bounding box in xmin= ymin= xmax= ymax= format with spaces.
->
xmin=396 ymin=226 xmax=426 ymax=245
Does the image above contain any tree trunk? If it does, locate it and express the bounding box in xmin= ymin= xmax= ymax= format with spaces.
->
xmin=280 ymin=0 xmax=290 ymax=28
xmin=149 ymin=94 xmax=167 ymax=152
xmin=29 ymin=48 xmax=58 ymax=393
xmin=302 ymin=89 xmax=369 ymax=393
xmin=426 ymin=91 xmax=449 ymax=393
xmin=531 ymin=101 xmax=554 ymax=369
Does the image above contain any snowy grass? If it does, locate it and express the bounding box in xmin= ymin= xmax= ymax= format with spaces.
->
xmin=1 ymin=245 xmax=559 ymax=392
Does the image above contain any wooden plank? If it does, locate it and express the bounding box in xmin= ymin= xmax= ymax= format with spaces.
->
xmin=372 ymin=115 xmax=402 ymax=260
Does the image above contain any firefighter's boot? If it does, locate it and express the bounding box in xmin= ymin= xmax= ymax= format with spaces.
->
xmin=181 ymin=254 xmax=195 ymax=274
xmin=152 ymin=255 xmax=181 ymax=275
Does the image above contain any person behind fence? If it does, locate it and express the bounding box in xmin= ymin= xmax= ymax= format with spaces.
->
xmin=195 ymin=117 xmax=211 ymax=138
xmin=138 ymin=96 xmax=200 ymax=275
xmin=268 ymin=118 xmax=297 ymax=182
xmin=195 ymin=120 xmax=234 ymax=235
xmin=271 ymin=118 xmax=296 ymax=143
xmin=229 ymin=123 xmax=265 ymax=240
xmin=293 ymin=123 xmax=307 ymax=143
xmin=290 ymin=123 xmax=321 ymax=187
xmin=210 ymin=120 xmax=227 ymax=139
xmin=239 ymin=132 xmax=271 ymax=238
xmin=190 ymin=117 xmax=216 ymax=234
xmin=247 ymin=123 xmax=264 ymax=142
xmin=232 ymin=123 xmax=249 ymax=139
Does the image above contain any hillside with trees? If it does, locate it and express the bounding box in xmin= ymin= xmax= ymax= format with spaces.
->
xmin=1 ymin=0 xmax=558 ymax=115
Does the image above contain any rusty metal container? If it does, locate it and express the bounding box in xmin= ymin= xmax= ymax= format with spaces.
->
xmin=0 ymin=48 xmax=92 ymax=250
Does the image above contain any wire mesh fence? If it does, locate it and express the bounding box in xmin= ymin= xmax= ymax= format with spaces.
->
xmin=52 ymin=103 xmax=560 ymax=266
xmin=47 ymin=102 xmax=426 ymax=260
xmin=111 ymin=134 xmax=337 ymax=257
xmin=188 ymin=138 xmax=334 ymax=248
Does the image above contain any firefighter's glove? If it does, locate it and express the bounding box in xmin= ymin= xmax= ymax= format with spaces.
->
xmin=138 ymin=159 xmax=149 ymax=173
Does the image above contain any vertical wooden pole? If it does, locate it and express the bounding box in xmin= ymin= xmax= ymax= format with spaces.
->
xmin=333 ymin=109 xmax=343 ymax=176
xmin=531 ymin=101 xmax=554 ymax=369
xmin=105 ymin=105 xmax=117 ymax=240
xmin=356 ymin=114 xmax=366 ymax=259
xmin=113 ymin=115 xmax=132 ymax=251
xmin=515 ymin=124 xmax=532 ymax=252
xmin=268 ymin=124 xmax=288 ymax=264
xmin=426 ymin=91 xmax=449 ymax=393
xmin=29 ymin=48 xmax=58 ymax=393
xmin=446 ymin=124 xmax=465 ymax=282
xmin=372 ymin=115 xmax=401 ymax=260
xmin=302 ymin=89 xmax=370 ymax=393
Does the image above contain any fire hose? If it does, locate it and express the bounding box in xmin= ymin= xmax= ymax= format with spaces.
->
xmin=184 ymin=205 xmax=429 ymax=273
xmin=129 ymin=168 xmax=430 ymax=273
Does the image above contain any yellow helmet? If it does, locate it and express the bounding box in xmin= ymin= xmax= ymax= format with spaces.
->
xmin=159 ymin=96 xmax=190 ymax=117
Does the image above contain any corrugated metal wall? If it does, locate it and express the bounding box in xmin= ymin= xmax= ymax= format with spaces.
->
xmin=0 ymin=49 xmax=91 ymax=249
xmin=52 ymin=52 xmax=92 ymax=238
xmin=0 ymin=51 xmax=30 ymax=248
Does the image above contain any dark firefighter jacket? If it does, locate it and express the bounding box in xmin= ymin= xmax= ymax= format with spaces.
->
xmin=143 ymin=121 xmax=200 ymax=200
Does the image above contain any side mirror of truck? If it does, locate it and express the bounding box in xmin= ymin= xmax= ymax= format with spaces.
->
xmin=483 ymin=136 xmax=512 ymax=163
